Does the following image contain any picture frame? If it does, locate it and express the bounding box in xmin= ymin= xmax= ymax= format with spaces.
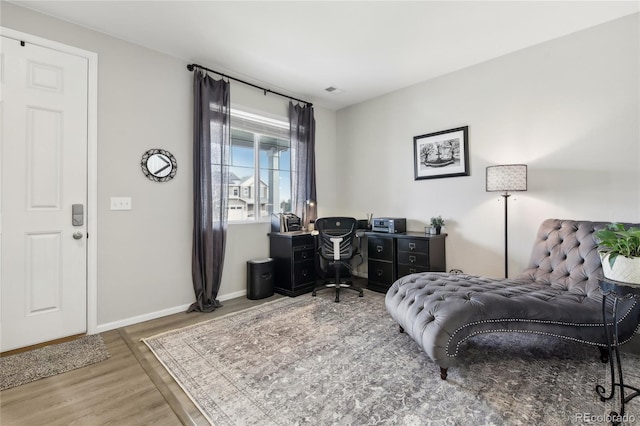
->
xmin=141 ymin=148 xmax=178 ymax=182
xmin=413 ymin=126 xmax=469 ymax=180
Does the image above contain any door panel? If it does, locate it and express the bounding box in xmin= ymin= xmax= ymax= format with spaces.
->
xmin=26 ymin=232 xmax=61 ymax=314
xmin=1 ymin=36 xmax=88 ymax=351
xmin=28 ymin=107 xmax=62 ymax=208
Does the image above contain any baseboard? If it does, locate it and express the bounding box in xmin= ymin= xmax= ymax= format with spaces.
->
xmin=219 ymin=289 xmax=247 ymax=302
xmin=94 ymin=289 xmax=247 ymax=334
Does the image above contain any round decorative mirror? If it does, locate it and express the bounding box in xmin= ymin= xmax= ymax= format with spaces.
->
xmin=141 ymin=149 xmax=177 ymax=182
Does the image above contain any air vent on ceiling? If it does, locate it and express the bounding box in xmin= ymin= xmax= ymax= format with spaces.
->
xmin=324 ymin=86 xmax=344 ymax=94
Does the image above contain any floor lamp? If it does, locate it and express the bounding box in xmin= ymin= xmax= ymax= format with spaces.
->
xmin=486 ymin=164 xmax=527 ymax=278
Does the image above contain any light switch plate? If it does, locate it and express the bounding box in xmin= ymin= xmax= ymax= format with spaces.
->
xmin=110 ymin=197 xmax=132 ymax=211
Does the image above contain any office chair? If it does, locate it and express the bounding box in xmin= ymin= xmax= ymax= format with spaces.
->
xmin=312 ymin=217 xmax=364 ymax=303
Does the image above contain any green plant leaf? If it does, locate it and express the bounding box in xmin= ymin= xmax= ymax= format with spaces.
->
xmin=596 ymin=223 xmax=640 ymax=261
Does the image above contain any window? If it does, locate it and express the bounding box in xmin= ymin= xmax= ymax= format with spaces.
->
xmin=227 ymin=108 xmax=291 ymax=222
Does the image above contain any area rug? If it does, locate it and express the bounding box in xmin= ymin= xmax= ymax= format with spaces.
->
xmin=0 ymin=334 xmax=110 ymax=391
xmin=143 ymin=291 xmax=640 ymax=425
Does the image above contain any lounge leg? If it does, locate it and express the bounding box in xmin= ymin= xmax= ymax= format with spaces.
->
xmin=440 ymin=367 xmax=448 ymax=380
xmin=599 ymin=346 xmax=609 ymax=363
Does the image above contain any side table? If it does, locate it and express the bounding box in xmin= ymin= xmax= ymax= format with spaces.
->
xmin=596 ymin=277 xmax=640 ymax=424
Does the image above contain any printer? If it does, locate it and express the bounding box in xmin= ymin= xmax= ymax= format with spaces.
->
xmin=371 ymin=217 xmax=407 ymax=234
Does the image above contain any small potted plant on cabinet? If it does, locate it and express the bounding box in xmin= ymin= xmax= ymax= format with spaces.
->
xmin=595 ymin=223 xmax=640 ymax=284
xmin=430 ymin=216 xmax=445 ymax=235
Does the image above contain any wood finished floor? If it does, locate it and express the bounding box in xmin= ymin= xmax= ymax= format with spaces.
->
xmin=0 ymin=293 xmax=284 ymax=426
xmin=3 ymin=284 xmax=640 ymax=425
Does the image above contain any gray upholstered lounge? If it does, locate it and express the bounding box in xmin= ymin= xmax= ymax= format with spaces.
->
xmin=385 ymin=219 xmax=640 ymax=379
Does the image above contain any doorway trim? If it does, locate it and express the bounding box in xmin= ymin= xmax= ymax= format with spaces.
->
xmin=0 ymin=27 xmax=98 ymax=334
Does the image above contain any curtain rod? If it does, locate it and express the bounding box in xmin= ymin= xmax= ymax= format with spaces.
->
xmin=187 ymin=63 xmax=312 ymax=107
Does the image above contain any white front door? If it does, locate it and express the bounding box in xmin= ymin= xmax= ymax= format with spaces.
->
xmin=1 ymin=35 xmax=89 ymax=352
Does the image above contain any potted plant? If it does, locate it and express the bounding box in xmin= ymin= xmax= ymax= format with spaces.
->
xmin=430 ymin=216 xmax=445 ymax=235
xmin=595 ymin=223 xmax=640 ymax=284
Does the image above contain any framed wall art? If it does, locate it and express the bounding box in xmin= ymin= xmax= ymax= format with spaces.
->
xmin=413 ymin=126 xmax=469 ymax=180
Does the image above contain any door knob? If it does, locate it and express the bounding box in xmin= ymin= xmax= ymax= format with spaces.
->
xmin=73 ymin=232 xmax=83 ymax=240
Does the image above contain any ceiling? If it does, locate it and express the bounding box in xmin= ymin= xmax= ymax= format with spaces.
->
xmin=9 ymin=1 xmax=640 ymax=110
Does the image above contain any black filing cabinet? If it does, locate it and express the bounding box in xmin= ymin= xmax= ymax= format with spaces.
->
xmin=269 ymin=232 xmax=317 ymax=296
xmin=397 ymin=237 xmax=431 ymax=276
xmin=367 ymin=234 xmax=396 ymax=293
xmin=366 ymin=232 xmax=446 ymax=293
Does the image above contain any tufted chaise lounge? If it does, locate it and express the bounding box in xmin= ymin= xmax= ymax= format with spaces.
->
xmin=385 ymin=219 xmax=640 ymax=379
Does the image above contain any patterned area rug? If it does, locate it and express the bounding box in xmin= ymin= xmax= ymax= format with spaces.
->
xmin=143 ymin=291 xmax=640 ymax=425
xmin=0 ymin=334 xmax=110 ymax=390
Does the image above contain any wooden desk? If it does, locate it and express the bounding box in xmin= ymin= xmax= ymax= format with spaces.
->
xmin=268 ymin=231 xmax=447 ymax=296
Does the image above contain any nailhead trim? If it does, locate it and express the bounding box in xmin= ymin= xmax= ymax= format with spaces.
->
xmin=447 ymin=324 xmax=638 ymax=358
xmin=446 ymin=327 xmax=639 ymax=358
xmin=445 ymin=299 xmax=638 ymax=357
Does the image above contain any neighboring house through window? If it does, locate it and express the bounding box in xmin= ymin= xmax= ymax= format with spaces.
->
xmin=226 ymin=108 xmax=292 ymax=222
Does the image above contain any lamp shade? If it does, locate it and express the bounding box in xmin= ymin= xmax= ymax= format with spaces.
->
xmin=486 ymin=164 xmax=527 ymax=192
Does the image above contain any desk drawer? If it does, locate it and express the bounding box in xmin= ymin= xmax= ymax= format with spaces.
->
xmin=293 ymin=246 xmax=315 ymax=262
xmin=293 ymin=260 xmax=315 ymax=286
xmin=397 ymin=264 xmax=430 ymax=278
xmin=397 ymin=251 xmax=429 ymax=268
xmin=397 ymin=238 xmax=429 ymax=254
xmin=368 ymin=236 xmax=394 ymax=261
xmin=367 ymin=260 xmax=394 ymax=285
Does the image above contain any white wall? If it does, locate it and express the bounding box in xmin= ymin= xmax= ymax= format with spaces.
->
xmin=1 ymin=3 xmax=338 ymax=328
xmin=3 ymin=2 xmax=638 ymax=329
xmin=337 ymin=14 xmax=640 ymax=278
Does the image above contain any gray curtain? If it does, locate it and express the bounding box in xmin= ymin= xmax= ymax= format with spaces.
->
xmin=290 ymin=102 xmax=317 ymax=225
xmin=189 ymin=71 xmax=230 ymax=313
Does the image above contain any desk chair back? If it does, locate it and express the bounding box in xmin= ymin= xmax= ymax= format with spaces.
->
xmin=315 ymin=217 xmax=357 ymax=261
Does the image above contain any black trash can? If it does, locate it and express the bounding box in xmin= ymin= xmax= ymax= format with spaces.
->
xmin=247 ymin=258 xmax=275 ymax=300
